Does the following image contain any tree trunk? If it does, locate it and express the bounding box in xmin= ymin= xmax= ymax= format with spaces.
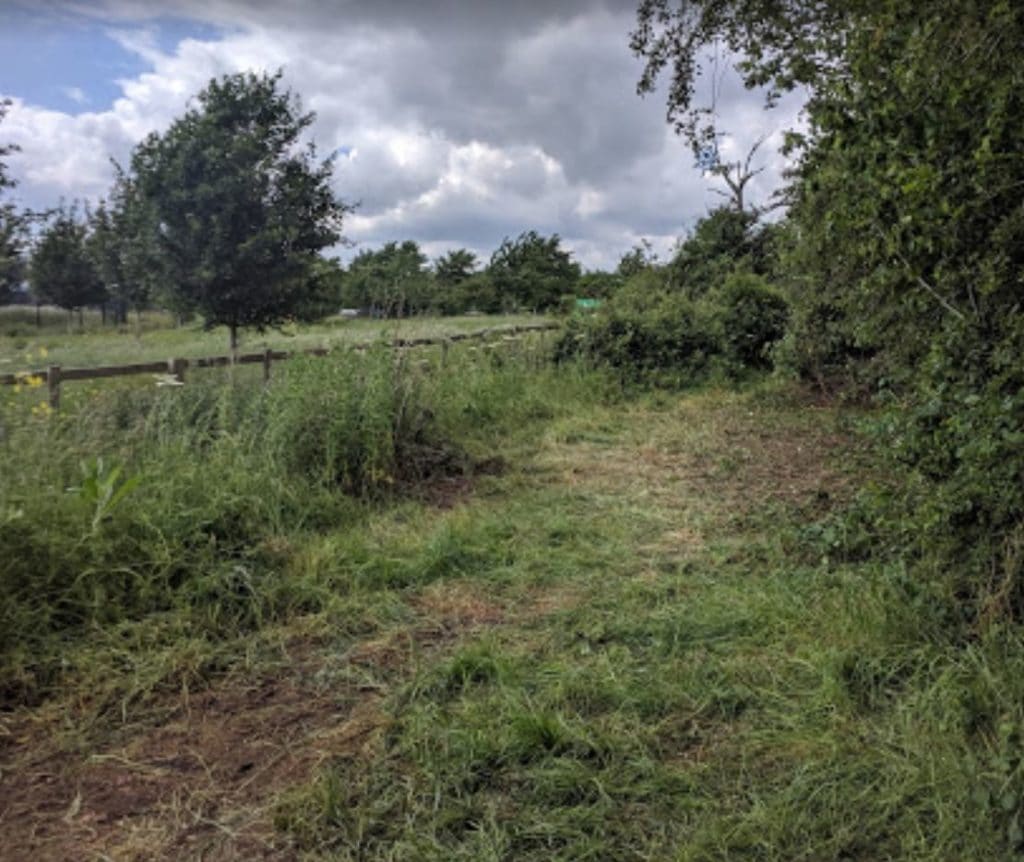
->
xmin=35 ymin=302 xmax=41 ymax=328
xmin=230 ymin=323 xmax=239 ymax=357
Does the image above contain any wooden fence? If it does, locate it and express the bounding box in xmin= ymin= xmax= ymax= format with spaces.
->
xmin=0 ymin=323 xmax=559 ymax=409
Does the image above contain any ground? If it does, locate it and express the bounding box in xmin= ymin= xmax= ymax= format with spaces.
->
xmin=1 ymin=385 xmax=864 ymax=860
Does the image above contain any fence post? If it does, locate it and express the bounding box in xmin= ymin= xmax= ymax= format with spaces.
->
xmin=168 ymin=357 xmax=187 ymax=383
xmin=441 ymin=338 xmax=450 ymax=367
xmin=263 ymin=348 xmax=272 ymax=383
xmin=47 ymin=365 xmax=61 ymax=410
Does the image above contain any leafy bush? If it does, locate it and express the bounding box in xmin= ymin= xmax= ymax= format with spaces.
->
xmin=555 ymin=276 xmax=720 ymax=382
xmin=711 ymin=271 xmax=789 ymax=369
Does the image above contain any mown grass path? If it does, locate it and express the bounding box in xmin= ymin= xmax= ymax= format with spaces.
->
xmin=9 ymin=385 xmax=995 ymax=860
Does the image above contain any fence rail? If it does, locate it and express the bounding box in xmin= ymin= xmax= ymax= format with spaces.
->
xmin=1 ymin=323 xmax=559 ymax=409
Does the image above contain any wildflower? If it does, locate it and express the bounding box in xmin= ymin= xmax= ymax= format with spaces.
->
xmin=31 ymin=402 xmax=53 ymax=418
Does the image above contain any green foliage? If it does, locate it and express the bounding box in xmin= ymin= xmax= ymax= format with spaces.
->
xmin=556 ymin=209 xmax=788 ymax=381
xmin=68 ymin=456 xmax=142 ymax=535
xmin=556 ymin=273 xmax=720 ymax=383
xmin=29 ymin=205 xmax=107 ymax=315
xmin=712 ymin=271 xmax=789 ymax=369
xmin=668 ymin=206 xmax=775 ymax=298
xmin=343 ymin=241 xmax=432 ymax=317
xmin=487 ymin=230 xmax=581 ymax=312
xmin=0 ymin=336 xmax=598 ymax=706
xmin=634 ymin=0 xmax=1024 ymax=630
xmin=0 ymin=102 xmax=26 ymax=305
xmin=126 ymin=70 xmax=349 ymax=348
xmin=434 ymin=248 xmax=478 ymax=288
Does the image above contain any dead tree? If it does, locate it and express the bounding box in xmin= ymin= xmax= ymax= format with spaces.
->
xmin=708 ymin=136 xmax=768 ymax=213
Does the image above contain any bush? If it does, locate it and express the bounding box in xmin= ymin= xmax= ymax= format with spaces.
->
xmin=711 ymin=271 xmax=789 ymax=370
xmin=555 ymin=277 xmax=720 ymax=383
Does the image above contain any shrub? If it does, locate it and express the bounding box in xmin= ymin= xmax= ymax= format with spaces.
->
xmin=555 ymin=278 xmax=720 ymax=383
xmin=711 ymin=271 xmax=789 ymax=370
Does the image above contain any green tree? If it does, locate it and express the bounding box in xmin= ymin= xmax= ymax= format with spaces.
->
xmin=432 ymin=248 xmax=485 ymax=315
xmin=0 ymin=99 xmax=27 ymax=305
xmin=434 ymin=248 xmax=478 ymax=287
xmin=30 ymin=206 xmax=106 ymax=325
xmin=665 ymin=206 xmax=777 ymax=298
xmin=617 ymin=240 xmax=658 ymax=279
xmin=487 ymin=230 xmax=580 ymax=311
xmin=343 ymin=241 xmax=432 ymax=317
xmin=127 ymin=70 xmax=349 ymax=350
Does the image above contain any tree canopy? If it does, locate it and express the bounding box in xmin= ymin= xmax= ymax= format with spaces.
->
xmin=487 ymin=231 xmax=580 ymax=312
xmin=30 ymin=206 xmax=106 ymax=316
xmin=343 ymin=240 xmax=432 ymax=317
xmin=126 ymin=70 xmax=349 ymax=348
xmin=633 ymin=0 xmax=1024 ymax=632
xmin=0 ymin=99 xmax=27 ymax=304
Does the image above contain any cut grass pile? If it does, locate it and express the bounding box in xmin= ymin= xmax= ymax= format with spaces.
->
xmin=2 ymin=347 xmax=1023 ymax=860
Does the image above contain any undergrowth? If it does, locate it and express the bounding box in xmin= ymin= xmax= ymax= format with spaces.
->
xmin=0 ymin=335 xmax=607 ymax=707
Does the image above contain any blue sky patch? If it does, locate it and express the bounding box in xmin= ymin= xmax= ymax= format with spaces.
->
xmin=0 ymin=5 xmax=223 ymax=113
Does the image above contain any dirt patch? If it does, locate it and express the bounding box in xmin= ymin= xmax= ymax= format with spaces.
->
xmin=0 ymin=667 xmax=380 ymax=861
xmin=0 ymin=582 xmax=515 ymax=861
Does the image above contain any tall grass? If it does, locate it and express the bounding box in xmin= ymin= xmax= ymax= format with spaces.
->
xmin=0 ymin=335 xmax=608 ymax=707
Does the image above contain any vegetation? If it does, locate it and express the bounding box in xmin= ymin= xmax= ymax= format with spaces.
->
xmin=488 ymin=230 xmax=582 ymax=312
xmin=557 ymin=205 xmax=788 ymax=381
xmin=124 ymin=70 xmax=349 ymax=350
xmin=0 ymin=311 xmax=547 ymax=368
xmin=1 ymin=3 xmax=1022 ymax=858
xmin=29 ymin=205 xmax=106 ymax=324
xmin=0 ymin=99 xmax=28 ymax=305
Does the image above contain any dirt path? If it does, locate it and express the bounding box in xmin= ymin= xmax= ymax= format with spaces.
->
xmin=1 ymin=389 xmax=853 ymax=861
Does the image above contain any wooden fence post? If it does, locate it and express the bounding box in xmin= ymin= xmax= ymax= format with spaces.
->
xmin=168 ymin=357 xmax=187 ymax=383
xmin=47 ymin=365 xmax=61 ymax=410
xmin=263 ymin=348 xmax=273 ymax=383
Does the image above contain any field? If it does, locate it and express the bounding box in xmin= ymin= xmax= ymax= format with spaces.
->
xmin=0 ymin=306 xmax=547 ymax=370
xmin=1 ymin=322 xmax=1021 ymax=861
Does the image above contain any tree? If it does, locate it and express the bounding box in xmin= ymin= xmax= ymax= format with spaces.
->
xmin=30 ymin=206 xmax=106 ymax=325
xmin=343 ymin=241 xmax=432 ymax=317
xmin=127 ymin=70 xmax=349 ymax=350
xmin=487 ymin=231 xmax=580 ymax=311
xmin=617 ymin=240 xmax=658 ymax=279
xmin=434 ymin=248 xmax=478 ymax=287
xmin=0 ymin=99 xmax=27 ymax=305
xmin=87 ymin=171 xmax=162 ymax=325
xmin=667 ymin=206 xmax=767 ymax=297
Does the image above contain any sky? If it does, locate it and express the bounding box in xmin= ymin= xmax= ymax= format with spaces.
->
xmin=0 ymin=0 xmax=804 ymax=271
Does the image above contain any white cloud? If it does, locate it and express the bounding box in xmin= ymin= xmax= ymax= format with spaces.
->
xmin=61 ymin=86 xmax=89 ymax=105
xmin=2 ymin=2 xmax=805 ymax=269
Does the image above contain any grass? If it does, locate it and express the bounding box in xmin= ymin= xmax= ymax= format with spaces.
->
xmin=0 ymin=307 xmax=549 ymax=370
xmin=1 ymin=342 xmax=1023 ymax=860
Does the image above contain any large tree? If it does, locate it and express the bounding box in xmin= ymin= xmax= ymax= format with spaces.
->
xmin=487 ymin=231 xmax=580 ymax=312
xmin=127 ymin=70 xmax=349 ymax=350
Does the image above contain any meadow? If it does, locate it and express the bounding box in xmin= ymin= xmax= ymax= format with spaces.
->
xmin=1 ymin=321 xmax=1022 ymax=861
xmin=0 ymin=305 xmax=546 ymax=370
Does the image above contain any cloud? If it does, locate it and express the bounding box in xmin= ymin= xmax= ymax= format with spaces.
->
xmin=2 ymin=1 xmax=805 ymax=269
xmin=61 ymin=86 xmax=90 ymax=105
